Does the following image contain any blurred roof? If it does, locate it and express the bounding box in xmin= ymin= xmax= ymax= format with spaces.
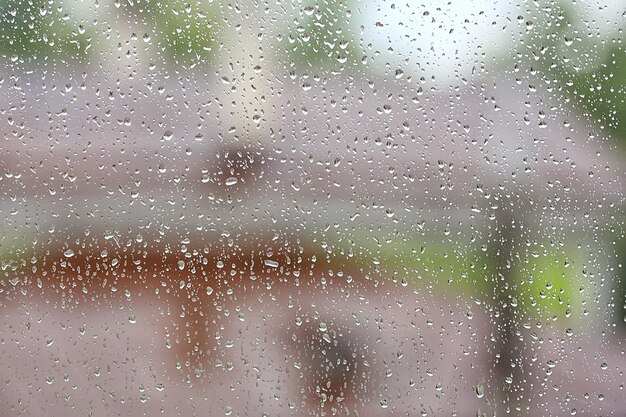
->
xmin=0 ymin=71 xmax=623 ymax=254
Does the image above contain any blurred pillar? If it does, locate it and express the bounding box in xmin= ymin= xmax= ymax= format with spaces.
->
xmin=489 ymin=199 xmax=525 ymax=415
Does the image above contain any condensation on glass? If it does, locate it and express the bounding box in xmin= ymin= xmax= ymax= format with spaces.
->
xmin=0 ymin=1 xmax=624 ymax=416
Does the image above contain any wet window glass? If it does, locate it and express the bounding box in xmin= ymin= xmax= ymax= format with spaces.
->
xmin=1 ymin=0 xmax=624 ymax=415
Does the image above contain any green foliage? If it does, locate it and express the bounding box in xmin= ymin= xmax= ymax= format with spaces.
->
xmin=518 ymin=2 xmax=626 ymax=326
xmin=514 ymin=247 xmax=584 ymax=322
xmin=281 ymin=0 xmax=362 ymax=71
xmin=340 ymin=232 xmax=492 ymax=296
xmin=152 ymin=0 xmax=220 ymax=65
xmin=522 ymin=1 xmax=626 ymax=144
xmin=0 ymin=0 xmax=91 ymax=66
xmin=553 ymin=45 xmax=626 ymax=142
xmin=350 ymin=231 xmax=587 ymax=325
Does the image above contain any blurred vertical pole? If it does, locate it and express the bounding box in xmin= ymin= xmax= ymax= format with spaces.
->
xmin=617 ymin=237 xmax=626 ymax=331
xmin=490 ymin=199 xmax=524 ymax=415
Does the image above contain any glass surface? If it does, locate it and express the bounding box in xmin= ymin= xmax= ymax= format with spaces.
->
xmin=1 ymin=0 xmax=624 ymax=415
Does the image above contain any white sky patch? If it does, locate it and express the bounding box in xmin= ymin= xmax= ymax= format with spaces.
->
xmin=356 ymin=0 xmax=623 ymax=84
xmin=357 ymin=0 xmax=515 ymax=84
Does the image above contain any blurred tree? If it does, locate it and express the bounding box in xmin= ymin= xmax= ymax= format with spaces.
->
xmin=116 ymin=0 xmax=221 ymax=67
xmin=280 ymin=0 xmax=362 ymax=72
xmin=529 ymin=2 xmax=626 ymax=331
xmin=529 ymin=3 xmax=626 ymax=144
xmin=152 ymin=0 xmax=220 ymax=66
xmin=0 ymin=0 xmax=92 ymax=68
xmin=556 ymin=44 xmax=626 ymax=143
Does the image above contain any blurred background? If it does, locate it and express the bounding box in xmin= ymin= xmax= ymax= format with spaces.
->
xmin=0 ymin=0 xmax=624 ymax=416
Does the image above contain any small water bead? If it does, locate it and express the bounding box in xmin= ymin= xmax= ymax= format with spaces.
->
xmin=264 ymin=259 xmax=279 ymax=268
xmin=475 ymin=383 xmax=485 ymax=398
xmin=225 ymin=177 xmax=238 ymax=186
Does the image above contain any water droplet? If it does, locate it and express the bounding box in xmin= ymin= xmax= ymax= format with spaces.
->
xmin=264 ymin=259 xmax=278 ymax=268
xmin=475 ymin=383 xmax=485 ymax=398
xmin=162 ymin=130 xmax=173 ymax=141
